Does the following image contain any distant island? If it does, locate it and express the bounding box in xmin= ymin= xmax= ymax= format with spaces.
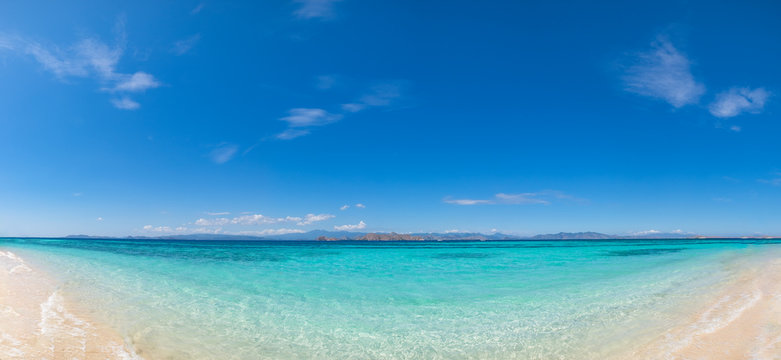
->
xmin=54 ymin=230 xmax=780 ymax=241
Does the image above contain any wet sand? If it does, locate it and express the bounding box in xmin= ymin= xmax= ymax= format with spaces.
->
xmin=628 ymin=254 xmax=781 ymax=359
xmin=0 ymin=250 xmax=140 ymax=359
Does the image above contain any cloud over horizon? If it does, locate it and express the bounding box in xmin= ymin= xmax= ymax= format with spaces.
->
xmin=194 ymin=213 xmax=335 ymax=227
xmin=334 ymin=220 xmax=366 ymax=231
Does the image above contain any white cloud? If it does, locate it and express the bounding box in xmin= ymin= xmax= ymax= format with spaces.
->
xmin=113 ymin=71 xmax=162 ymax=92
xmin=730 ymin=125 xmax=742 ymax=132
xmin=708 ymin=87 xmax=769 ymax=118
xmin=341 ymin=103 xmax=365 ymax=112
xmin=280 ymin=108 xmax=341 ymax=127
xmin=355 ymin=203 xmax=365 ymax=208
xmin=195 ymin=213 xmax=334 ymax=226
xmin=624 ymin=37 xmax=705 ymax=108
xmin=143 ymin=225 xmax=173 ymax=232
xmin=209 ymin=144 xmax=238 ymax=164
xmin=443 ymin=198 xmax=493 ymax=205
xmin=171 ymin=34 xmax=201 ymax=56
xmin=206 ymin=211 xmax=230 ymax=216
xmin=195 ymin=217 xmax=231 ymax=226
xmin=277 ymin=108 xmax=342 ymax=139
xmin=230 ymin=214 xmax=283 ymax=225
xmin=340 ymin=205 xmax=350 ymax=210
xmin=495 ymin=193 xmax=551 ymax=205
xmin=239 ymin=228 xmax=307 ymax=235
xmin=294 ymin=0 xmax=343 ymax=19
xmin=96 ymin=217 xmax=104 ymax=221
xmin=72 ymin=192 xmax=83 ymax=197
xmin=444 ymin=191 xmax=581 ymax=206
xmin=111 ymin=97 xmax=140 ymax=110
xmin=276 ymin=129 xmax=311 ymax=140
xmin=0 ymin=20 xmax=161 ymax=109
xmin=334 ymin=221 xmax=366 ymax=231
xmin=297 ymin=213 xmax=335 ymax=225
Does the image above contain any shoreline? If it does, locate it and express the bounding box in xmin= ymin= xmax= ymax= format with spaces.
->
xmin=0 ymin=249 xmax=141 ymax=359
xmin=624 ymin=250 xmax=781 ymax=359
xmin=3 ymin=244 xmax=781 ymax=359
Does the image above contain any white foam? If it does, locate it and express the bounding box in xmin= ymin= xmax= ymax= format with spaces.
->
xmin=658 ymin=287 xmax=762 ymax=358
xmin=0 ymin=332 xmax=25 ymax=358
xmin=38 ymin=290 xmax=90 ymax=355
xmin=0 ymin=251 xmax=24 ymax=263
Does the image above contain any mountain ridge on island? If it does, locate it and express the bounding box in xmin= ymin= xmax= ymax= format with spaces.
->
xmin=52 ymin=230 xmax=747 ymax=241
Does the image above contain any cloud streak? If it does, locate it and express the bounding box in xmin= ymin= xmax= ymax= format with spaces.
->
xmin=0 ymin=20 xmax=162 ymax=110
xmin=276 ymin=82 xmax=403 ymax=140
xmin=623 ymin=37 xmax=705 ymax=108
xmin=209 ymin=144 xmax=238 ymax=164
xmin=444 ymin=190 xmax=583 ymax=206
xmin=294 ymin=0 xmax=343 ymax=19
xmin=171 ymin=34 xmax=201 ymax=55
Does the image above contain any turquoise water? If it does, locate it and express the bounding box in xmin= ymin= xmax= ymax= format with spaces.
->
xmin=2 ymin=238 xmax=779 ymax=359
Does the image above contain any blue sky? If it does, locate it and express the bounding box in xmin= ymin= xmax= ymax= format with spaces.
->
xmin=1 ymin=0 xmax=780 ymax=237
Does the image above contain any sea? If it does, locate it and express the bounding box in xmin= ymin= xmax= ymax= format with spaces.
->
xmin=1 ymin=238 xmax=779 ymax=359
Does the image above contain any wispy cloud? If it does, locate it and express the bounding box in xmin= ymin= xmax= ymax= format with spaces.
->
xmin=316 ymin=75 xmax=336 ymax=90
xmin=209 ymin=143 xmax=238 ymax=164
xmin=205 ymin=211 xmax=230 ymax=216
xmin=334 ymin=220 xmax=366 ymax=231
xmin=276 ymin=108 xmax=341 ymax=139
xmin=294 ymin=0 xmax=343 ymax=19
xmin=623 ymin=37 xmax=705 ymax=108
xmin=340 ymin=203 xmax=365 ymax=210
xmin=444 ymin=190 xmax=583 ymax=206
xmin=191 ymin=2 xmax=206 ymax=14
xmin=342 ymin=82 xmax=402 ymax=113
xmin=758 ymin=173 xmax=781 ymax=186
xmin=277 ymin=82 xmax=403 ymax=140
xmin=171 ymin=34 xmax=201 ymax=56
xmin=111 ymin=97 xmax=140 ymax=110
xmin=194 ymin=213 xmax=335 ymax=226
xmin=0 ymin=19 xmax=161 ymax=110
xmin=238 ymin=228 xmax=306 ymax=236
xmin=709 ymin=87 xmax=769 ymax=118
xmin=280 ymin=108 xmax=342 ymax=127
xmin=297 ymin=213 xmax=336 ymax=225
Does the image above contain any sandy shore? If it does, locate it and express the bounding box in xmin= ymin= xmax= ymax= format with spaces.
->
xmin=626 ymin=253 xmax=781 ymax=359
xmin=0 ymin=249 xmax=140 ymax=359
xmin=4 ymin=246 xmax=781 ymax=359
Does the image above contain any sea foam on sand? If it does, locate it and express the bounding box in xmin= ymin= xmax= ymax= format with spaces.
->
xmin=626 ymin=253 xmax=781 ymax=359
xmin=0 ymin=250 xmax=141 ymax=360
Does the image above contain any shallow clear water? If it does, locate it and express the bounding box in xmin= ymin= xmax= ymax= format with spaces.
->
xmin=2 ymin=238 xmax=778 ymax=359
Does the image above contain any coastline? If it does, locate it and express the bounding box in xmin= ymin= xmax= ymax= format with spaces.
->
xmin=2 ymin=242 xmax=781 ymax=359
xmin=625 ymin=249 xmax=781 ymax=359
xmin=0 ymin=248 xmax=140 ymax=359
